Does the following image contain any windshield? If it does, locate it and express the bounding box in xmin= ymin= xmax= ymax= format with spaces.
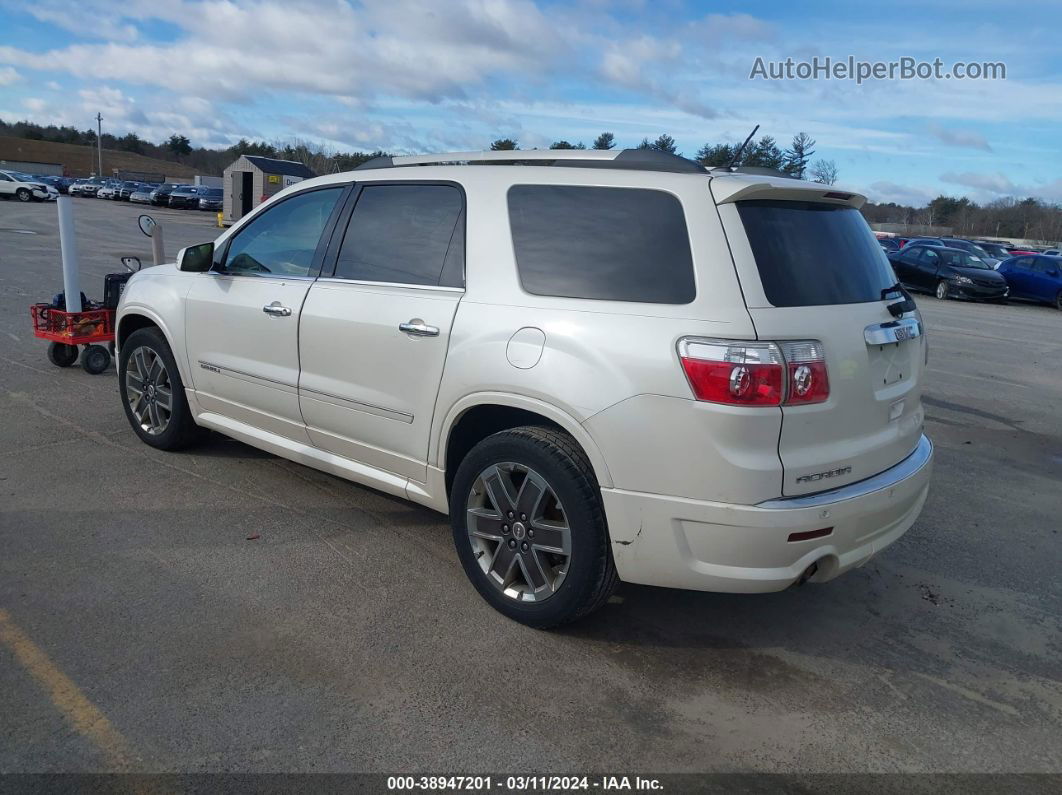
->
xmin=940 ymin=250 xmax=992 ymax=269
xmin=737 ymin=200 xmax=896 ymax=306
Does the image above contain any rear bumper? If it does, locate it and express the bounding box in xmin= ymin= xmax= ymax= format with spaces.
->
xmin=604 ymin=435 xmax=933 ymax=593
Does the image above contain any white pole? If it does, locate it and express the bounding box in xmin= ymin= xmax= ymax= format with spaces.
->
xmin=151 ymin=225 xmax=165 ymax=266
xmin=57 ymin=196 xmax=82 ymax=312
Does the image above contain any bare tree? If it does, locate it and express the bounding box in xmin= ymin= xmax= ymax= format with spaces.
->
xmin=809 ymin=159 xmax=838 ymax=185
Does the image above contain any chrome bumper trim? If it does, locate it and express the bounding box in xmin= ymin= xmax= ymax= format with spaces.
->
xmin=757 ymin=434 xmax=933 ymax=509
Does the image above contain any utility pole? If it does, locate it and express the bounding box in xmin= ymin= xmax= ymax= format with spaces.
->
xmin=96 ymin=112 xmax=103 ymax=177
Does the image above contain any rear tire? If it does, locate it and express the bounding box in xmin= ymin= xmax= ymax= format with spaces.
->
xmin=1055 ymin=290 xmax=1062 ymax=311
xmin=935 ymin=280 xmax=949 ymax=300
xmin=47 ymin=341 xmax=79 ymax=368
xmin=118 ymin=327 xmax=203 ymax=450
xmin=450 ymin=425 xmax=618 ymax=629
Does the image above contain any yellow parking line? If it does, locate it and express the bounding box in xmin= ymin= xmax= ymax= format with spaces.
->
xmin=0 ymin=608 xmax=134 ymax=771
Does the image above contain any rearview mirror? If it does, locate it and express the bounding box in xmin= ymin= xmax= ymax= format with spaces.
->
xmin=177 ymin=242 xmax=214 ymax=272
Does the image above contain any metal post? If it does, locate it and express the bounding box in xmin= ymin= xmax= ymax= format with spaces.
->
xmin=96 ymin=112 xmax=103 ymax=177
xmin=57 ymin=197 xmax=82 ymax=312
xmin=151 ymin=225 xmax=165 ymax=266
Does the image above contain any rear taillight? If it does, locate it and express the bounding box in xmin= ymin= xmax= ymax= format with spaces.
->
xmin=678 ymin=338 xmax=830 ymax=407
xmin=778 ymin=341 xmax=829 ymax=404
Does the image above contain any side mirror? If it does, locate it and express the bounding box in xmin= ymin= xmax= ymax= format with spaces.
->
xmin=177 ymin=242 xmax=215 ymax=272
xmin=120 ymin=256 xmax=142 ymax=272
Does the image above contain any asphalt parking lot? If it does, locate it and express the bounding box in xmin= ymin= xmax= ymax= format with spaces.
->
xmin=0 ymin=197 xmax=1060 ymax=776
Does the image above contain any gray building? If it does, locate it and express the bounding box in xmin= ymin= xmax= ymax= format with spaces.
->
xmin=0 ymin=159 xmax=64 ymax=176
xmin=222 ymin=155 xmax=316 ymax=225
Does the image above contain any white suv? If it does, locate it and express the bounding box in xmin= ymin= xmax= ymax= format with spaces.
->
xmin=115 ymin=149 xmax=933 ymax=627
xmin=0 ymin=170 xmax=59 ymax=202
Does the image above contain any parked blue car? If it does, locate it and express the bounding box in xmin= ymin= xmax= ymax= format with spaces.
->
xmin=996 ymin=255 xmax=1062 ymax=310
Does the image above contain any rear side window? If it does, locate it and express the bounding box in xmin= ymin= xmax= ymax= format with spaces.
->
xmin=334 ymin=184 xmax=464 ymax=287
xmin=737 ymin=200 xmax=896 ymax=307
xmin=508 ymin=185 xmax=695 ymax=303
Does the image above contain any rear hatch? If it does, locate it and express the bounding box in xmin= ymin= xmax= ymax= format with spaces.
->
xmin=712 ymin=179 xmax=927 ymax=496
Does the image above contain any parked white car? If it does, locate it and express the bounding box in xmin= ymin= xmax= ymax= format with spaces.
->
xmin=0 ymin=170 xmax=59 ymax=202
xmin=115 ymin=149 xmax=933 ymax=627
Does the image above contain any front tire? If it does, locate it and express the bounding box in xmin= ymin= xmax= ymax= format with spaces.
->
xmin=15 ymin=188 xmax=32 ymax=202
xmin=450 ymin=426 xmax=617 ymax=629
xmin=80 ymin=344 xmax=111 ymax=374
xmin=935 ymin=280 xmax=950 ymax=300
xmin=1055 ymin=290 xmax=1062 ymax=311
xmin=118 ymin=327 xmax=203 ymax=450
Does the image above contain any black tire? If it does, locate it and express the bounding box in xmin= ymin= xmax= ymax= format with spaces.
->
xmin=15 ymin=187 xmax=32 ymax=202
xmin=47 ymin=341 xmax=79 ymax=368
xmin=1055 ymin=291 xmax=1062 ymax=311
xmin=935 ymin=280 xmax=949 ymax=300
xmin=450 ymin=425 xmax=618 ymax=629
xmin=118 ymin=327 xmax=203 ymax=450
xmin=80 ymin=344 xmax=111 ymax=374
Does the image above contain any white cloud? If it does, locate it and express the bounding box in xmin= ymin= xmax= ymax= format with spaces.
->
xmin=0 ymin=66 xmax=20 ymax=86
xmin=928 ymin=123 xmax=991 ymax=151
xmin=863 ymin=180 xmax=938 ymax=206
xmin=941 ymin=171 xmax=1062 ymax=203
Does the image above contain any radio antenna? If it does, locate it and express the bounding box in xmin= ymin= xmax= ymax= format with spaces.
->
xmin=727 ymin=124 xmax=759 ymax=171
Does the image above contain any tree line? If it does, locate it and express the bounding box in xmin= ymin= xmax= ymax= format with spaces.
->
xmin=490 ymin=131 xmax=839 ymax=183
xmin=11 ymin=117 xmax=1056 ymax=241
xmin=863 ymin=195 xmax=1062 ymax=243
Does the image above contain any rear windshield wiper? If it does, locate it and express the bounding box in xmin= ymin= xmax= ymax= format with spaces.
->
xmin=882 ymin=283 xmax=917 ymax=317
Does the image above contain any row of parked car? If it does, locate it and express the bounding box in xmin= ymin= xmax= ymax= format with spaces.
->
xmin=68 ymin=177 xmax=223 ymax=211
xmin=876 ymin=235 xmax=1062 ymax=310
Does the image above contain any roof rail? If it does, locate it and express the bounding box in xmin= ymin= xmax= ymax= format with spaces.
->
xmin=356 ymin=148 xmax=707 ymax=175
xmin=708 ymin=165 xmax=800 ymax=180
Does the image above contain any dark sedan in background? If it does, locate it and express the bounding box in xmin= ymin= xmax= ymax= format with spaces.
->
xmin=197 ymin=187 xmax=223 ymax=211
xmin=167 ymin=185 xmax=202 ymax=209
xmin=149 ymin=183 xmax=185 ymax=206
xmin=888 ymin=243 xmax=1009 ymax=301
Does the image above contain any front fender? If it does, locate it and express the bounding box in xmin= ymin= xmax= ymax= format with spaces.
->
xmin=116 ymin=268 xmax=193 ymax=385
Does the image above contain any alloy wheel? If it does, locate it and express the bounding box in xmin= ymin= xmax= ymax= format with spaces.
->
xmin=935 ymin=281 xmax=948 ymax=300
xmin=466 ymin=462 xmax=572 ymax=603
xmin=125 ymin=346 xmax=173 ymax=436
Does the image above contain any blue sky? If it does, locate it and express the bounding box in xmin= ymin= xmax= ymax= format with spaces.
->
xmin=1 ymin=0 xmax=1060 ymax=206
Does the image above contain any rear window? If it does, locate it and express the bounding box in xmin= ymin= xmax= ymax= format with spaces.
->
xmin=737 ymin=200 xmax=896 ymax=307
xmin=508 ymin=185 xmax=695 ymax=304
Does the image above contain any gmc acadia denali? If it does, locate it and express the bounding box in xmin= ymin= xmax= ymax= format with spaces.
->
xmin=115 ymin=148 xmax=933 ymax=627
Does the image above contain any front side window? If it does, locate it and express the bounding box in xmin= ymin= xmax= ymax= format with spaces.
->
xmin=508 ymin=185 xmax=695 ymax=303
xmin=334 ymin=184 xmax=464 ymax=287
xmin=221 ymin=187 xmax=343 ymax=277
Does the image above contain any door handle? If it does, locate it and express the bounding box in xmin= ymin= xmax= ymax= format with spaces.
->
xmin=262 ymin=302 xmax=292 ymax=317
xmin=399 ymin=319 xmax=439 ymax=337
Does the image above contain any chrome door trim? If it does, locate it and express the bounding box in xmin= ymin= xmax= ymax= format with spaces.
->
xmin=864 ymin=316 xmax=923 ymax=346
xmin=198 ymin=360 xmax=298 ymax=392
xmin=298 ymin=385 xmax=414 ymax=424
xmin=757 ymin=435 xmax=933 ymax=508
xmin=314 ymin=277 xmax=465 ymax=293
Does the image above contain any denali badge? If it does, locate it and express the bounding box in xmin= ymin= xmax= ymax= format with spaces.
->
xmin=797 ymin=466 xmax=852 ymax=484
